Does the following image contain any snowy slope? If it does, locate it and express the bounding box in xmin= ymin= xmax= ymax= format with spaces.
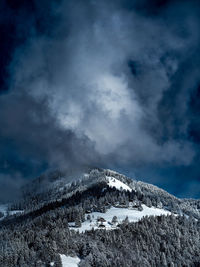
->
xmin=106 ymin=176 xmax=132 ymax=192
xmin=59 ymin=254 xmax=80 ymax=267
xmin=8 ymin=167 xmax=200 ymax=222
xmin=69 ymin=204 xmax=171 ymax=233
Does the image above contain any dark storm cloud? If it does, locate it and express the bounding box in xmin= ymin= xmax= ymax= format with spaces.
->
xmin=0 ymin=92 xmax=98 ymax=170
xmin=0 ymin=0 xmax=200 ymax=199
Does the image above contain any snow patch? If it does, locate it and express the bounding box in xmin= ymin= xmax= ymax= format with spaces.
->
xmin=106 ymin=176 xmax=132 ymax=192
xmin=9 ymin=210 xmax=24 ymax=215
xmin=59 ymin=254 xmax=80 ymax=267
xmin=69 ymin=204 xmax=171 ymax=233
xmin=0 ymin=204 xmax=23 ymax=220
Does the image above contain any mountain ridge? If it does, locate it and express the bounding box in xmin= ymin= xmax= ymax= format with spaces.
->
xmin=1 ymin=168 xmax=200 ymax=225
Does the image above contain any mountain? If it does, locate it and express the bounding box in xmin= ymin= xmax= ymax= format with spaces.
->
xmin=0 ymin=168 xmax=200 ymax=266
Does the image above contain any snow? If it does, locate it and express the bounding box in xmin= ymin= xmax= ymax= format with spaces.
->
xmin=69 ymin=204 xmax=171 ymax=233
xmin=0 ymin=204 xmax=23 ymax=220
xmin=9 ymin=210 xmax=24 ymax=215
xmin=59 ymin=254 xmax=80 ymax=267
xmin=106 ymin=176 xmax=132 ymax=192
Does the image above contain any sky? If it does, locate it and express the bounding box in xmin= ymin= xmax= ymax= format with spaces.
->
xmin=0 ymin=0 xmax=200 ymax=201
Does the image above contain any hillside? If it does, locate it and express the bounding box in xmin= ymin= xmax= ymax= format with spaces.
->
xmin=0 ymin=168 xmax=200 ymax=266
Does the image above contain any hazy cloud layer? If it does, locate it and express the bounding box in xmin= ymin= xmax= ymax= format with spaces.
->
xmin=0 ymin=0 xmax=200 ymax=199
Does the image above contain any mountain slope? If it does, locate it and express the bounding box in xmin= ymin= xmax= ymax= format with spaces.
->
xmin=0 ymin=168 xmax=199 ymax=266
xmin=7 ymin=168 xmax=200 ymax=220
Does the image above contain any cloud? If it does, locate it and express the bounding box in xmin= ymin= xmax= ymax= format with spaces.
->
xmin=0 ymin=0 xmax=200 ymax=198
xmin=0 ymin=92 xmax=99 ymax=171
xmin=0 ymin=173 xmax=25 ymax=202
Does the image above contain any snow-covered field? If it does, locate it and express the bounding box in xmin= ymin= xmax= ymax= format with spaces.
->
xmin=106 ymin=176 xmax=132 ymax=192
xmin=59 ymin=254 xmax=80 ymax=267
xmin=69 ymin=204 xmax=171 ymax=233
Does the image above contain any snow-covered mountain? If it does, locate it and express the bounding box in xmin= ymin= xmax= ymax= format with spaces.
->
xmin=7 ymin=168 xmax=200 ymax=220
xmin=0 ymin=168 xmax=200 ymax=266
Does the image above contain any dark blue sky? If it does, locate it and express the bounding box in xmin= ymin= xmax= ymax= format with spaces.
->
xmin=0 ymin=0 xmax=200 ymax=200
